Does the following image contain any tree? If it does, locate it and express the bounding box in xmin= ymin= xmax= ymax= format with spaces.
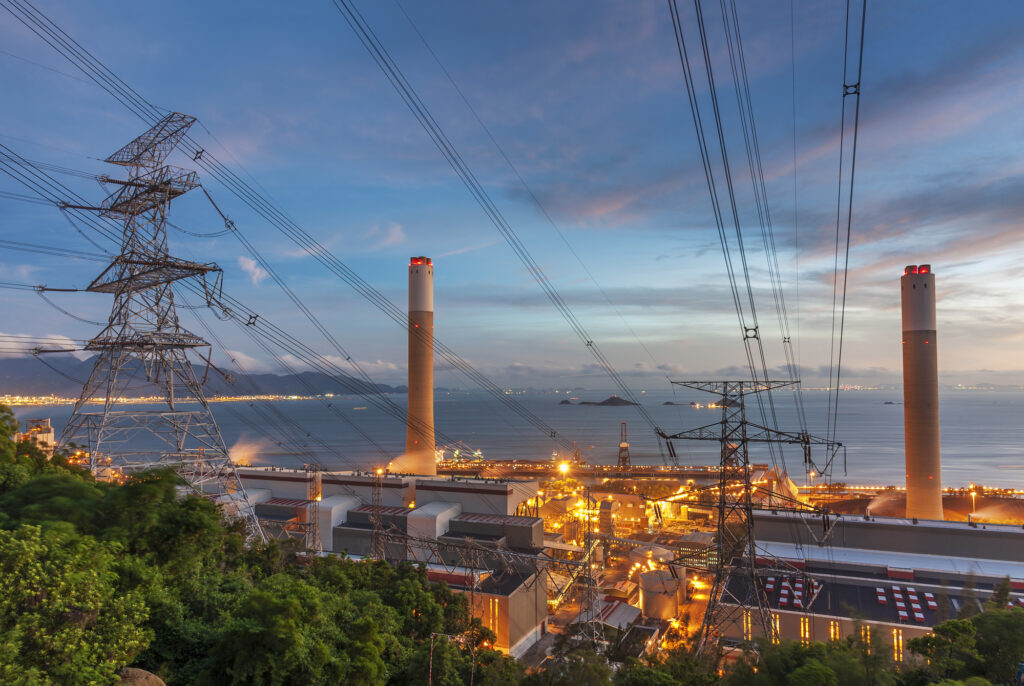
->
xmin=198 ymin=573 xmax=388 ymax=685
xmin=612 ymin=659 xmax=679 ymax=686
xmin=522 ymin=647 xmax=613 ymax=686
xmin=0 ymin=524 xmax=150 ymax=684
xmin=970 ymin=608 xmax=1024 ymax=684
xmin=786 ymin=659 xmax=837 ymax=686
xmin=983 ymin=577 xmax=1012 ymax=611
xmin=907 ymin=619 xmax=979 ymax=681
xmin=958 ymin=574 xmax=981 ymax=619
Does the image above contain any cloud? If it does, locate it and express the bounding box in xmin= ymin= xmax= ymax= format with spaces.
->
xmin=0 ymin=331 xmax=89 ymax=360
xmin=237 ymin=256 xmax=268 ymax=285
xmin=364 ymin=222 xmax=406 ymax=250
xmin=221 ymin=349 xmax=270 ymax=373
xmin=436 ymin=240 xmax=500 ymax=258
xmin=446 ymin=283 xmax=762 ymax=314
xmin=276 ymin=353 xmax=404 ymax=379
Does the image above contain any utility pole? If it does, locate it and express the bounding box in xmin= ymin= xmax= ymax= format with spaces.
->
xmin=58 ymin=113 xmax=262 ymax=542
xmin=659 ymin=380 xmax=839 ymax=656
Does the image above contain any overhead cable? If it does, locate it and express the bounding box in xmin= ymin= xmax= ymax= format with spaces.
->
xmin=0 ymin=0 xmax=578 ymax=454
xmin=332 ymin=0 xmax=669 ymax=459
xmin=825 ymin=0 xmax=867 ymax=446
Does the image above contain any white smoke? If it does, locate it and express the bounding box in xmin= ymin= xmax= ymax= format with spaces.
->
xmin=229 ymin=436 xmax=275 ymax=466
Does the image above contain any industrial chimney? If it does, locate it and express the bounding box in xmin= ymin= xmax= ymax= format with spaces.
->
xmin=901 ymin=264 xmax=943 ymax=520
xmin=405 ymin=256 xmax=436 ymax=475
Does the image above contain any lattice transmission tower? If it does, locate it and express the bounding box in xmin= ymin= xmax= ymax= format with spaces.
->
xmin=660 ymin=380 xmax=837 ymax=656
xmin=616 ymin=421 xmax=631 ymax=471
xmin=59 ymin=113 xmax=263 ymax=542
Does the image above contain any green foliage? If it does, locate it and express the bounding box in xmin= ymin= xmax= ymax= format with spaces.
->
xmin=983 ymin=576 xmax=1012 ymax=611
xmin=0 ymin=524 xmax=150 ymax=685
xmin=968 ymin=607 xmax=1024 ymax=684
xmin=4 ymin=400 xmax=1024 ymax=686
xmin=721 ymin=636 xmax=896 ymax=686
xmin=0 ymin=402 xmax=524 ymax=685
xmin=612 ymin=659 xmax=680 ymax=686
xmin=958 ymin=575 xmax=980 ymax=619
xmin=521 ymin=647 xmax=613 ymax=686
xmin=907 ymin=618 xmax=979 ymax=681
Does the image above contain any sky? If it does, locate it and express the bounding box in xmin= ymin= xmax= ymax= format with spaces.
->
xmin=2 ymin=0 xmax=1024 ymax=394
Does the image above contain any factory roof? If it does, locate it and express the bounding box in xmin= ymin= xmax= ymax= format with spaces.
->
xmin=720 ymin=573 xmax=1020 ymax=626
xmin=466 ymin=571 xmax=535 ymax=596
xmin=264 ymin=497 xmax=313 ymax=508
xmin=595 ymin=599 xmax=642 ymax=630
xmin=351 ymin=504 xmax=410 ymax=516
xmin=760 ymin=540 xmax=1024 ymax=581
xmin=452 ymin=512 xmax=541 ymax=526
xmin=756 ymin=508 xmax=1024 ymax=536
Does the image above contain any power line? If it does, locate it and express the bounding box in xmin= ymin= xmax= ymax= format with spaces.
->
xmin=825 ymin=0 xmax=868 ymax=447
xmin=666 ymin=0 xmax=788 ymax=475
xmin=0 ymin=0 xmax=579 ymax=454
xmin=332 ymin=0 xmax=669 ymax=460
xmin=393 ymin=0 xmax=670 ymax=383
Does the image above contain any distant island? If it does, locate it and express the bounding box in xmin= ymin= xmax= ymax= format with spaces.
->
xmin=559 ymin=395 xmax=638 ymax=406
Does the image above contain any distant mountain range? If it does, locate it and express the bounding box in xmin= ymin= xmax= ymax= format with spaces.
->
xmin=0 ymin=355 xmax=406 ymax=397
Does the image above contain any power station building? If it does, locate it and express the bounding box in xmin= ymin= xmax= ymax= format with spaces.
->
xmin=901 ymin=264 xmax=943 ymax=520
xmin=715 ymin=509 xmax=1024 ymax=660
xmin=237 ymin=466 xmax=549 ymax=656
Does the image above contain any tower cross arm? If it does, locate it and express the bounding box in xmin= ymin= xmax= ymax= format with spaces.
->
xmin=742 ymin=423 xmax=840 ymax=447
xmin=657 ymin=421 xmax=724 ymax=442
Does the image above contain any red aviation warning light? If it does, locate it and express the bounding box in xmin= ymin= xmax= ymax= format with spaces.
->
xmin=904 ymin=265 xmax=919 ymax=275
xmin=410 ymin=257 xmax=432 ymax=266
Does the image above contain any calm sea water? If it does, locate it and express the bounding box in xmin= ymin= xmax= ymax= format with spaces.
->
xmin=14 ymin=389 xmax=1024 ymax=488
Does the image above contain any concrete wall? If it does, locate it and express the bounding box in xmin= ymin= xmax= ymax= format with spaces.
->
xmin=754 ymin=511 xmax=1024 ymax=563
xmin=317 ymin=495 xmax=361 ymax=552
xmin=417 ymin=478 xmax=534 ymax=515
xmin=330 ymin=526 xmax=406 ymax=561
xmin=407 ymin=502 xmax=462 ymax=561
xmin=237 ymin=469 xmax=414 ymax=508
xmin=448 ymin=514 xmax=543 ymax=550
xmin=469 ymin=575 xmax=547 ymax=657
xmin=255 ymin=502 xmax=303 ymax=520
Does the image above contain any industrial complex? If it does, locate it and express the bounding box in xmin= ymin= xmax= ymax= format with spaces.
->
xmin=13 ymin=245 xmax=1023 ymax=667
xmin=4 ymin=115 xmax=1015 ymax=667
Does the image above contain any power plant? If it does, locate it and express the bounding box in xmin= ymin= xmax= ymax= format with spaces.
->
xmin=901 ymin=264 xmax=943 ymax=520
xmin=8 ymin=0 xmax=1024 ymax=671
xmin=402 ymin=256 xmax=436 ymax=476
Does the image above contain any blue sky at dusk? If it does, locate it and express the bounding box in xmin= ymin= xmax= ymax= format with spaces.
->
xmin=2 ymin=0 xmax=1024 ymax=392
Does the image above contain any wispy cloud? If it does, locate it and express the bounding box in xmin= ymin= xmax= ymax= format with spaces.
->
xmin=364 ymin=222 xmax=406 ymax=250
xmin=237 ymin=256 xmax=268 ymax=285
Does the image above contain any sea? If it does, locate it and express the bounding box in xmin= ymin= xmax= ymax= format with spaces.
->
xmin=13 ymin=389 xmax=1024 ymax=489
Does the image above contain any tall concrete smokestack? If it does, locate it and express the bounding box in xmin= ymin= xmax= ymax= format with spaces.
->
xmin=405 ymin=256 xmax=436 ymax=475
xmin=902 ymin=264 xmax=943 ymax=520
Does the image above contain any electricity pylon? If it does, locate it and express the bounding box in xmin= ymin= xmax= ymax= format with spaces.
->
xmin=59 ymin=112 xmax=263 ymax=542
xmin=660 ymin=380 xmax=838 ymax=655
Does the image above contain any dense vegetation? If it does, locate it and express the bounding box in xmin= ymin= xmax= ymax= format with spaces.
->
xmin=0 ymin=405 xmax=520 ymax=685
xmin=3 ymin=402 xmax=1024 ymax=685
